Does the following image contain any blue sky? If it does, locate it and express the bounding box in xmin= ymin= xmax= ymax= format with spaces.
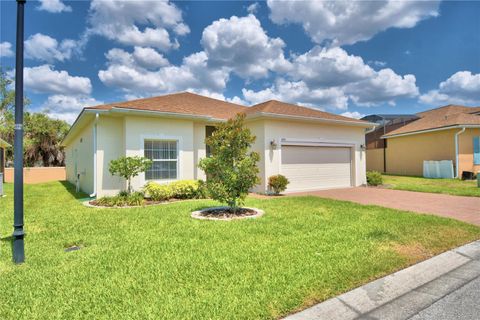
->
xmin=1 ymin=0 xmax=479 ymax=123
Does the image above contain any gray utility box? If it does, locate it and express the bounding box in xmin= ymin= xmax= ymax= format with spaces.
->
xmin=0 ymin=173 xmax=3 ymax=196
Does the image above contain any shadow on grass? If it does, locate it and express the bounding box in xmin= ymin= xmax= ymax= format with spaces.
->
xmin=59 ymin=181 xmax=89 ymax=200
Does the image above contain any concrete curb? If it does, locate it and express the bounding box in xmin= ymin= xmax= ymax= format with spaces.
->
xmin=283 ymin=240 xmax=480 ymax=320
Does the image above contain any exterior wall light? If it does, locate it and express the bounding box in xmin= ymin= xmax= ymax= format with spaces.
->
xmin=270 ymin=139 xmax=278 ymax=150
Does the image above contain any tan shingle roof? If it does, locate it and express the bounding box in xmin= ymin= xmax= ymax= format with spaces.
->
xmin=84 ymin=92 xmax=369 ymax=125
xmin=384 ymin=105 xmax=480 ymax=137
xmin=86 ymin=92 xmax=248 ymax=120
xmin=244 ymin=100 xmax=369 ymax=124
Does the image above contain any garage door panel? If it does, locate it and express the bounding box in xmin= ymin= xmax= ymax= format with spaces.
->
xmin=281 ymin=146 xmax=352 ymax=191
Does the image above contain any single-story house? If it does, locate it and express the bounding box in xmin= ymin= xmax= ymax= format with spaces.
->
xmin=0 ymin=137 xmax=10 ymax=182
xmin=364 ymin=105 xmax=480 ymax=177
xmin=62 ymin=92 xmax=375 ymax=197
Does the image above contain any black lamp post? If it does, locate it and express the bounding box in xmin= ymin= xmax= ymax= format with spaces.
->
xmin=13 ymin=0 xmax=26 ymax=264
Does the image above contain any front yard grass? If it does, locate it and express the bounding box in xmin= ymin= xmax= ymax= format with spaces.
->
xmin=1 ymin=182 xmax=479 ymax=319
xmin=383 ymin=174 xmax=480 ymax=197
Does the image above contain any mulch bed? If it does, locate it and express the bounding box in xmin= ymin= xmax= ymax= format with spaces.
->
xmin=87 ymin=198 xmax=181 ymax=208
xmin=200 ymin=207 xmax=257 ymax=219
xmin=191 ymin=206 xmax=264 ymax=220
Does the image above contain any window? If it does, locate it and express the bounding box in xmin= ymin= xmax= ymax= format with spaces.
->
xmin=474 ymin=136 xmax=480 ymax=165
xmin=205 ymin=126 xmax=216 ymax=157
xmin=144 ymin=140 xmax=178 ymax=180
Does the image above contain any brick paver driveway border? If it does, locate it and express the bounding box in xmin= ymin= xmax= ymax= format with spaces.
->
xmin=290 ymin=187 xmax=480 ymax=226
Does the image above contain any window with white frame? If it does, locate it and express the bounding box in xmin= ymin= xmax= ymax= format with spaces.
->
xmin=144 ymin=140 xmax=178 ymax=180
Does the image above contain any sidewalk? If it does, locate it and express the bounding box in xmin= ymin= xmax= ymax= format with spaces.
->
xmin=283 ymin=240 xmax=480 ymax=320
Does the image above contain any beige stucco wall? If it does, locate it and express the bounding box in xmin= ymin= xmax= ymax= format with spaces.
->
xmin=96 ymin=115 xmax=126 ymax=196
xmin=366 ymin=148 xmax=385 ymax=172
xmin=193 ymin=123 xmax=207 ymax=180
xmin=245 ymin=120 xmax=266 ymax=192
xmin=385 ymin=129 xmax=456 ymax=176
xmin=124 ymin=115 xmax=196 ymax=193
xmin=250 ymin=119 xmax=367 ymax=193
xmin=458 ymin=128 xmax=480 ymax=175
xmin=65 ymin=122 xmax=94 ymax=194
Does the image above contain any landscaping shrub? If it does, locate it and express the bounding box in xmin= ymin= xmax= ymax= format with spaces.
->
xmin=95 ymin=191 xmax=145 ymax=207
xmin=268 ymin=174 xmax=289 ymax=195
xmin=143 ymin=182 xmax=174 ymax=201
xmin=367 ymin=171 xmax=383 ymax=186
xmin=109 ymin=156 xmax=152 ymax=193
xmin=199 ymin=114 xmax=260 ymax=212
xmin=143 ymin=180 xmax=208 ymax=201
xmin=170 ymin=180 xmax=201 ymax=199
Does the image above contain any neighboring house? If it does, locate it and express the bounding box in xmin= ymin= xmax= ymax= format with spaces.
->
xmin=62 ymin=92 xmax=375 ymax=197
xmin=364 ymin=105 xmax=480 ymax=177
xmin=0 ymin=138 xmax=10 ymax=182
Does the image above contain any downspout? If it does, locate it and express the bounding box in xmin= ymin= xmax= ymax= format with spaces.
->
xmin=90 ymin=113 xmax=99 ymax=198
xmin=454 ymin=127 xmax=466 ymax=178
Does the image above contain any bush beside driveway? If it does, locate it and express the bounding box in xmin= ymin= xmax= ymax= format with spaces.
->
xmin=1 ymin=182 xmax=479 ymax=319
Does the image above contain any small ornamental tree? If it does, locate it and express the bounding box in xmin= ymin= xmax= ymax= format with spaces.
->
xmin=109 ymin=156 xmax=152 ymax=193
xmin=199 ymin=114 xmax=260 ymax=212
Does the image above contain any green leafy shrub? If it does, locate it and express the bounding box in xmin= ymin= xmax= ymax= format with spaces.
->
xmin=170 ymin=180 xmax=201 ymax=199
xmin=196 ymin=180 xmax=209 ymax=199
xmin=199 ymin=114 xmax=260 ymax=212
xmin=109 ymin=156 xmax=152 ymax=193
xmin=268 ymin=175 xmax=289 ymax=195
xmin=95 ymin=191 xmax=145 ymax=207
xmin=367 ymin=171 xmax=383 ymax=186
xmin=126 ymin=192 xmax=145 ymax=206
xmin=143 ymin=182 xmax=174 ymax=201
xmin=143 ymin=180 xmax=208 ymax=201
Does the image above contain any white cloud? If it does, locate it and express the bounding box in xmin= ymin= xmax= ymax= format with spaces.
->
xmin=369 ymin=60 xmax=387 ymax=67
xmin=132 ymin=46 xmax=169 ymax=69
xmin=0 ymin=42 xmax=14 ymax=57
xmin=242 ymin=46 xmax=419 ymax=110
xmin=87 ymin=0 xmax=189 ymax=51
xmin=99 ymin=50 xmax=229 ymax=95
xmin=243 ymin=78 xmax=349 ymax=110
xmin=25 ymin=33 xmax=76 ymax=63
xmin=37 ymin=0 xmax=72 ymax=13
xmin=340 ymin=111 xmax=365 ymax=119
xmin=290 ymin=46 xmax=374 ymax=87
xmin=24 ymin=65 xmax=92 ymax=95
xmin=247 ymin=3 xmax=260 ymax=14
xmin=42 ymin=95 xmax=103 ymax=123
xmin=267 ymin=0 xmax=440 ymax=45
xmin=346 ymin=69 xmax=419 ymax=106
xmin=420 ymin=71 xmax=480 ymax=105
xmin=201 ymin=14 xmax=291 ymax=78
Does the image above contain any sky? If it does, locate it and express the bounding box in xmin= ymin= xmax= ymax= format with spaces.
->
xmin=0 ymin=0 xmax=479 ymax=123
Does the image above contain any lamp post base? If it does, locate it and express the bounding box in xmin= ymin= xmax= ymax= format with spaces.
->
xmin=12 ymin=228 xmax=25 ymax=264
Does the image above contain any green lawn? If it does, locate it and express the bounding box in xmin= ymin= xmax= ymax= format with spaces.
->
xmin=383 ymin=175 xmax=480 ymax=197
xmin=1 ymin=182 xmax=479 ymax=320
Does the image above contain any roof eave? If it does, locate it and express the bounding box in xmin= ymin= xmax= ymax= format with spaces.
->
xmin=108 ymin=107 xmax=225 ymax=122
xmin=382 ymin=124 xmax=480 ymax=139
xmin=62 ymin=107 xmax=228 ymax=146
xmin=245 ymin=112 xmax=377 ymax=128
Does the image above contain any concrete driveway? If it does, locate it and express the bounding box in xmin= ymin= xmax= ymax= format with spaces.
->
xmin=290 ymin=187 xmax=480 ymax=226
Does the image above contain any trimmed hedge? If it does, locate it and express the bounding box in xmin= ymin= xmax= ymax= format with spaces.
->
xmin=144 ymin=180 xmax=208 ymax=201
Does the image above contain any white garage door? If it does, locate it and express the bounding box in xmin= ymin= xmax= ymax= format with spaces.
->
xmin=281 ymin=145 xmax=352 ymax=192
